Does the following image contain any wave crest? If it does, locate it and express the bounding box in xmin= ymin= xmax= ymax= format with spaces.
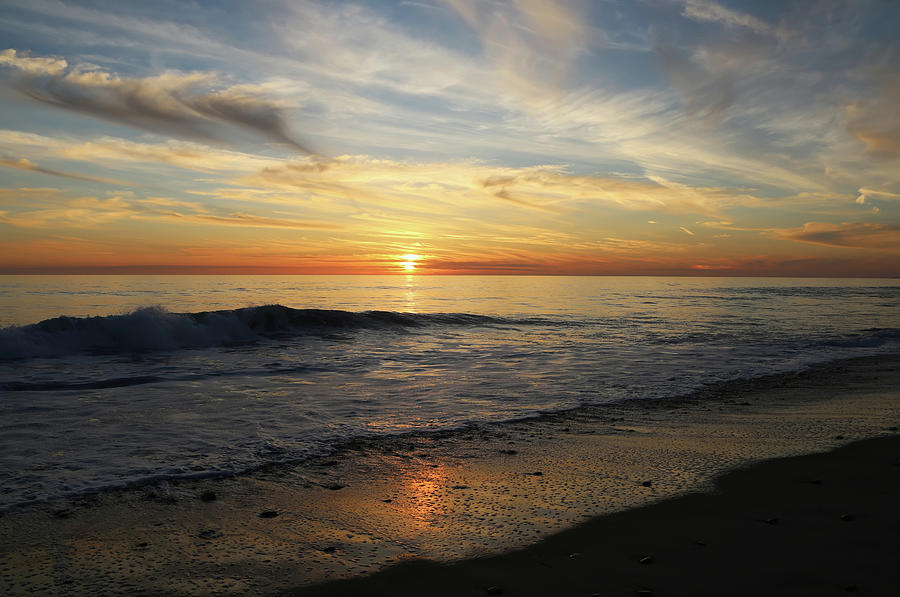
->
xmin=0 ymin=305 xmax=505 ymax=360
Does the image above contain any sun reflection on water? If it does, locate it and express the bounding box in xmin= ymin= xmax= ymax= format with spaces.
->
xmin=404 ymin=274 xmax=417 ymax=311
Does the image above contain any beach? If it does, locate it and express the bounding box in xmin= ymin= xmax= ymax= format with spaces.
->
xmin=295 ymin=435 xmax=900 ymax=597
xmin=1 ymin=353 xmax=897 ymax=596
xmin=3 ymin=0 xmax=899 ymax=592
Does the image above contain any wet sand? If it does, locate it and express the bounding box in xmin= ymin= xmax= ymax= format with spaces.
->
xmin=1 ymin=354 xmax=898 ymax=596
xmin=294 ymin=434 xmax=900 ymax=597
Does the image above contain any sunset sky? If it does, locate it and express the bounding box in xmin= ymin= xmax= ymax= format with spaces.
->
xmin=0 ymin=0 xmax=898 ymax=275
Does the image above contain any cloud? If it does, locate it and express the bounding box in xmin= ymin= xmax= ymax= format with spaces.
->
xmin=0 ymin=194 xmax=136 ymax=228
xmin=189 ymin=212 xmax=339 ymax=230
xmin=858 ymin=187 xmax=900 ymax=200
xmin=772 ymin=222 xmax=900 ymax=249
xmin=846 ymin=73 xmax=900 ymax=159
xmin=442 ymin=0 xmax=588 ymax=101
xmin=0 ymin=130 xmax=278 ymax=173
xmin=653 ymin=41 xmax=734 ymax=124
xmin=0 ymin=156 xmax=130 ymax=185
xmin=1 ymin=6 xmax=837 ymax=196
xmin=242 ymin=155 xmax=743 ymax=216
xmin=0 ymin=47 xmax=67 ymax=75
xmin=0 ymin=188 xmax=338 ymax=231
xmin=571 ymin=237 xmax=692 ymax=254
xmin=681 ymin=0 xmax=775 ymax=37
xmin=0 ymin=49 xmax=311 ymax=152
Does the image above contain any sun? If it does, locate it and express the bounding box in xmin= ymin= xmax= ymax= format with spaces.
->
xmin=399 ymin=253 xmax=423 ymax=272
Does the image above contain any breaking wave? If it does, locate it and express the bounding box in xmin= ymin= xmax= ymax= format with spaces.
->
xmin=0 ymin=305 xmax=511 ymax=360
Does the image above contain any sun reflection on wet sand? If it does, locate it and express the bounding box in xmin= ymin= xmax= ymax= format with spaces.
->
xmin=394 ymin=461 xmax=452 ymax=529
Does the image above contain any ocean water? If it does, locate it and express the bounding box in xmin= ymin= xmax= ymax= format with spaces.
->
xmin=1 ymin=275 xmax=898 ymax=510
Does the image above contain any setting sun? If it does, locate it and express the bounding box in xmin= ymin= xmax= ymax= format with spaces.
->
xmin=400 ymin=254 xmax=423 ymax=272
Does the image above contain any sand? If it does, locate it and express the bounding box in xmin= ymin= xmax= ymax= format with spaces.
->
xmin=293 ymin=434 xmax=900 ymax=597
xmin=0 ymin=354 xmax=898 ymax=596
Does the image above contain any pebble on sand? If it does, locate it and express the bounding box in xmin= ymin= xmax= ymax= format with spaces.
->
xmin=199 ymin=491 xmax=217 ymax=502
xmin=641 ymin=480 xmax=652 ymax=487
xmin=258 ymin=510 xmax=279 ymax=518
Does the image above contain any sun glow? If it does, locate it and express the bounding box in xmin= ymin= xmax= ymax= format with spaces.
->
xmin=399 ymin=253 xmax=423 ymax=272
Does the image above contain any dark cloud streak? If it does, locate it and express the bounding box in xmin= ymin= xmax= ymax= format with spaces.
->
xmin=0 ymin=156 xmax=129 ymax=185
xmin=1 ymin=49 xmax=313 ymax=153
xmin=774 ymin=222 xmax=900 ymax=249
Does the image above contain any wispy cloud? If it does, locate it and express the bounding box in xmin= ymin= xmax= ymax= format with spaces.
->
xmin=240 ymin=155 xmax=748 ymax=217
xmin=845 ymin=72 xmax=900 ymax=159
xmin=858 ymin=187 xmax=900 ymax=201
xmin=772 ymin=221 xmax=900 ymax=249
xmin=681 ymin=0 xmax=776 ymax=37
xmin=189 ymin=212 xmax=339 ymax=230
xmin=0 ymin=130 xmax=279 ymax=173
xmin=0 ymin=49 xmax=311 ymax=152
xmin=0 ymin=187 xmax=338 ymax=231
xmin=442 ymin=0 xmax=588 ymax=100
xmin=0 ymin=156 xmax=130 ymax=185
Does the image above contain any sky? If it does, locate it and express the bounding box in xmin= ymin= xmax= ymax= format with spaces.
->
xmin=0 ymin=0 xmax=898 ymax=276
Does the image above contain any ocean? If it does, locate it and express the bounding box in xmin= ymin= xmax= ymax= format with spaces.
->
xmin=1 ymin=275 xmax=898 ymax=511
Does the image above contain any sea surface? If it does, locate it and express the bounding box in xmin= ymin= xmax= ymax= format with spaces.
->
xmin=1 ymin=275 xmax=898 ymax=510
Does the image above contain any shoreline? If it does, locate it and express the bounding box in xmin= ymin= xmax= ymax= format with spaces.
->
xmin=1 ymin=353 xmax=898 ymax=595
xmin=0 ymin=351 xmax=892 ymax=515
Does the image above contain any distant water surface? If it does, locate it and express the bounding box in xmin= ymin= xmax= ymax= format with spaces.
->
xmin=1 ymin=275 xmax=898 ymax=509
